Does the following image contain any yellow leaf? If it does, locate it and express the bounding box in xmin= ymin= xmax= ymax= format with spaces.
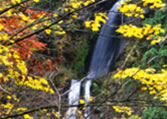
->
xmin=82 ymin=107 xmax=86 ymax=110
xmin=45 ymin=29 xmax=52 ymax=35
xmin=163 ymin=64 xmax=167 ymax=67
xmin=79 ymin=99 xmax=85 ymax=104
xmin=89 ymin=97 xmax=93 ymax=102
xmin=7 ymin=96 xmax=12 ymax=99
xmin=0 ymin=24 xmax=4 ymax=31
xmin=85 ymin=21 xmax=91 ymax=28
xmin=77 ymin=110 xmax=82 ymax=114
xmin=151 ymin=40 xmax=157 ymax=45
xmin=24 ymin=114 xmax=33 ymax=119
xmin=17 ymin=107 xmax=28 ymax=111
xmin=53 ymin=13 xmax=58 ymax=17
xmin=33 ymin=0 xmax=40 ymax=3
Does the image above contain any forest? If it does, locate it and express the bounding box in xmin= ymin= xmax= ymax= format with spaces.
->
xmin=0 ymin=0 xmax=167 ymax=119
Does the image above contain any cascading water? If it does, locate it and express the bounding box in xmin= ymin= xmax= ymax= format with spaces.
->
xmin=87 ymin=0 xmax=126 ymax=78
xmin=66 ymin=80 xmax=81 ymax=119
xmin=67 ymin=0 xmax=126 ymax=118
xmin=84 ymin=0 xmax=126 ymax=117
xmin=83 ymin=79 xmax=92 ymax=118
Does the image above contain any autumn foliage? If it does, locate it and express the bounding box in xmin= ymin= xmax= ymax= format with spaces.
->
xmin=1 ymin=0 xmax=167 ymax=118
xmin=0 ymin=0 xmax=101 ymax=118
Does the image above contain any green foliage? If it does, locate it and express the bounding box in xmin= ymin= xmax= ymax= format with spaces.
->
xmin=73 ymin=39 xmax=89 ymax=76
xmin=33 ymin=0 xmax=64 ymax=10
xmin=141 ymin=47 xmax=157 ymax=68
xmin=142 ymin=10 xmax=166 ymax=26
xmin=128 ymin=115 xmax=141 ymax=119
xmin=141 ymin=44 xmax=167 ymax=69
xmin=140 ymin=0 xmax=167 ymax=69
xmin=92 ymin=82 xmax=100 ymax=94
xmin=142 ymin=107 xmax=167 ymax=119
xmin=142 ymin=1 xmax=167 ymax=32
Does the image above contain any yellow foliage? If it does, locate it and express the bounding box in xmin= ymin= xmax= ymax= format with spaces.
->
xmin=142 ymin=0 xmax=165 ymax=8
xmin=18 ymin=13 xmax=30 ymax=21
xmin=116 ymin=24 xmax=165 ymax=44
xmin=77 ymin=110 xmax=82 ymax=114
xmin=85 ymin=12 xmax=108 ymax=32
xmin=0 ymin=33 xmax=9 ymax=41
xmin=114 ymin=68 xmax=167 ymax=101
xmin=54 ymin=25 xmax=66 ymax=35
xmin=24 ymin=114 xmax=33 ymax=119
xmin=7 ymin=96 xmax=11 ymax=100
xmin=2 ymin=103 xmax=14 ymax=110
xmin=11 ymin=0 xmax=21 ymax=4
xmin=117 ymin=0 xmax=166 ymax=44
xmin=45 ymin=29 xmax=52 ymax=35
xmin=0 ymin=44 xmax=54 ymax=94
xmin=16 ymin=107 xmax=28 ymax=111
xmin=0 ymin=24 xmax=4 ymax=31
xmin=33 ymin=0 xmax=40 ymax=3
xmin=79 ymin=99 xmax=85 ymax=104
xmin=118 ymin=0 xmax=165 ymax=18
xmin=89 ymin=97 xmax=94 ymax=102
xmin=85 ymin=21 xmax=91 ymax=28
xmin=118 ymin=3 xmax=145 ymax=18
xmin=52 ymin=110 xmax=60 ymax=118
xmin=112 ymin=105 xmax=132 ymax=115
xmin=15 ymin=76 xmax=55 ymax=93
xmin=53 ymin=13 xmax=58 ymax=17
xmin=1 ymin=103 xmax=14 ymax=114
xmin=115 ymin=0 xmax=167 ymax=102
xmin=66 ymin=0 xmax=95 ymax=9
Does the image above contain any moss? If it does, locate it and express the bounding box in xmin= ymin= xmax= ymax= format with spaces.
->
xmin=73 ymin=39 xmax=89 ymax=77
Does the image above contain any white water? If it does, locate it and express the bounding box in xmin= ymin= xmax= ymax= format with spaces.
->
xmin=84 ymin=79 xmax=92 ymax=118
xmin=66 ymin=80 xmax=81 ymax=119
xmin=88 ymin=0 xmax=126 ymax=78
xmin=83 ymin=0 xmax=126 ymax=118
xmin=67 ymin=0 xmax=126 ymax=118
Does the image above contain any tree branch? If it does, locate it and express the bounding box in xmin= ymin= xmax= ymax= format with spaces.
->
xmin=2 ymin=99 xmax=166 ymax=119
xmin=0 ymin=0 xmax=30 ymax=15
xmin=6 ymin=0 xmax=104 ymax=46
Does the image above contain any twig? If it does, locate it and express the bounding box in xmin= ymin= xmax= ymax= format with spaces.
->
xmin=0 ymin=0 xmax=30 ymax=15
xmin=2 ymin=99 xmax=166 ymax=119
xmin=6 ymin=0 xmax=105 ymax=45
xmin=48 ymin=74 xmax=61 ymax=119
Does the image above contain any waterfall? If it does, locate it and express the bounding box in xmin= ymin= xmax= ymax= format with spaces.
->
xmin=84 ymin=0 xmax=126 ymax=117
xmin=66 ymin=80 xmax=81 ymax=119
xmin=88 ymin=0 xmax=126 ymax=78
xmin=66 ymin=0 xmax=126 ymax=118
xmin=83 ymin=79 xmax=92 ymax=118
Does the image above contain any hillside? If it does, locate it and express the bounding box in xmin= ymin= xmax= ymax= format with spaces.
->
xmin=1 ymin=0 xmax=167 ymax=119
